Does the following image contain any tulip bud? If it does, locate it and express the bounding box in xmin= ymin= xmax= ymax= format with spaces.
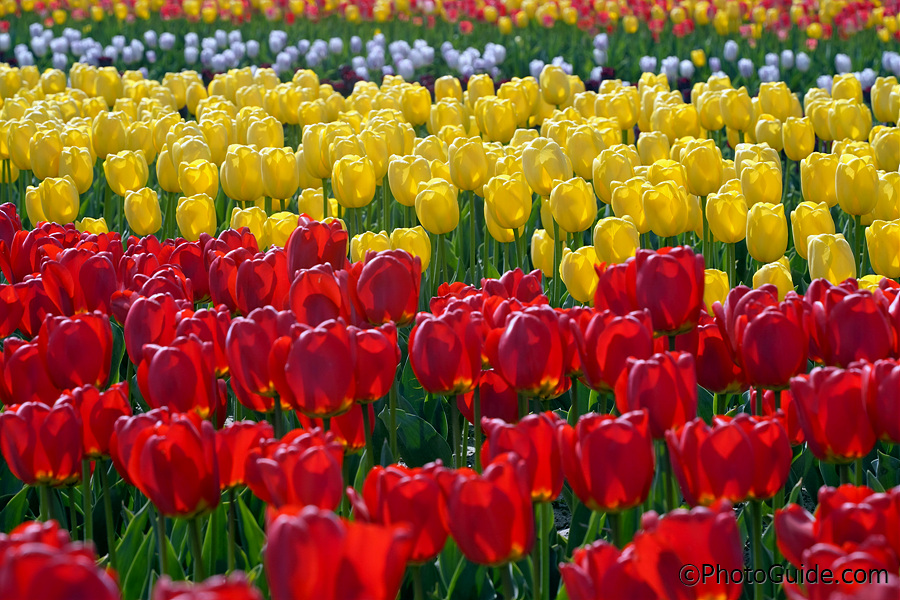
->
xmin=388 ymin=155 xmax=431 ymax=207
xmin=76 ymin=217 xmax=109 ymax=234
xmin=220 ymin=145 xmax=264 ymax=203
xmin=484 ymin=174 xmax=532 ymax=231
xmin=549 ymin=177 xmax=596 ymax=233
xmin=415 ymin=178 xmax=459 ymax=235
xmin=782 ymin=116 xmax=815 ymax=161
xmin=177 ymin=193 xmax=217 ymax=241
xmin=390 ymin=226 xmax=431 ymax=272
xmin=807 ymin=233 xmax=857 ymax=284
xmin=30 ymin=128 xmax=64 ymax=180
xmin=103 ymin=150 xmax=149 ymax=197
xmin=231 ymin=206 xmax=268 ymax=247
xmin=800 ymin=152 xmax=838 ymax=207
xmin=703 ymin=269 xmax=729 ymax=310
xmin=865 ymin=220 xmax=899 ymax=278
xmin=522 ymin=138 xmax=572 ymax=197
xmin=753 ymin=260 xmax=794 ymax=300
xmin=262 ymin=212 xmax=298 ymax=249
xmin=58 ymin=146 xmax=94 ymax=194
xmin=636 ymin=130 xmax=670 ymax=165
xmin=123 ymin=187 xmax=162 ymax=235
xmin=178 ymin=158 xmax=219 ymax=198
xmin=610 ymin=177 xmax=650 ymax=234
xmin=740 ymin=161 xmax=782 ymax=207
xmin=91 ymin=110 xmax=129 ymax=159
xmin=790 ymin=201 xmax=835 ymax=259
xmin=828 ymin=100 xmax=871 ymax=142
xmin=38 ymin=176 xmax=80 ymax=225
xmin=24 ymin=185 xmax=45 ymax=225
xmin=260 ymin=147 xmax=299 ymax=200
xmin=349 ymin=230 xmax=391 ymax=263
xmin=540 ymin=64 xmax=571 ymax=106
xmin=531 ymin=229 xmax=555 ymax=277
xmin=746 ymin=202 xmax=788 ymax=263
xmin=560 ymin=246 xmax=600 ymax=304
xmin=332 ymin=154 xmax=377 ymax=209
xmin=593 ymin=216 xmax=639 ymax=264
xmin=641 ymin=180 xmax=691 ymax=238
xmin=754 ymin=114 xmax=783 ymax=152
xmin=758 ymin=81 xmax=792 ymax=121
xmin=593 ymin=148 xmax=636 ymax=204
xmin=720 ymin=87 xmax=753 ymax=131
xmin=835 ymin=156 xmax=878 ymax=216
xmin=682 ymin=143 xmax=724 ymax=197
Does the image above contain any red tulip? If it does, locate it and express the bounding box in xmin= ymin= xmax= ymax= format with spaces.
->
xmin=0 ymin=520 xmax=120 ymax=600
xmin=593 ymin=260 xmax=638 ymax=315
xmin=782 ymin=543 xmax=900 ymax=600
xmin=124 ymin=293 xmax=181 ymax=364
xmin=0 ymin=284 xmax=23 ymax=338
xmin=137 ymin=335 xmax=221 ymax=421
xmin=485 ymin=305 xmax=570 ymax=399
xmin=481 ymin=269 xmax=545 ymax=303
xmin=215 ymin=421 xmax=274 ymax=489
xmin=288 ymin=264 xmax=353 ymax=326
xmin=0 ymin=401 xmax=82 ymax=486
xmin=430 ymin=281 xmax=481 ymax=315
xmin=169 ymin=239 xmax=209 ymax=302
xmin=13 ymin=278 xmax=58 ymax=337
xmin=351 ymin=250 xmax=421 ymax=327
xmin=560 ymin=541 xmax=658 ymax=600
xmin=579 ymin=309 xmax=656 ymax=392
xmin=558 ymin=411 xmax=655 ymax=512
xmin=266 ymin=506 xmax=412 ymax=600
xmin=446 ymin=453 xmax=534 ymax=566
xmin=481 ymin=412 xmax=564 ymax=502
xmin=633 ymin=246 xmax=705 ymax=334
xmin=152 ymin=574 xmax=263 ymax=600
xmin=791 ymin=367 xmax=876 ymax=463
xmin=111 ymin=408 xmax=220 ymax=517
xmin=675 ymin=316 xmax=745 ymax=394
xmin=285 ymin=217 xmax=349 ymax=278
xmin=58 ymin=383 xmax=131 ymax=459
xmin=208 ymin=248 xmax=254 ymax=313
xmin=0 ymin=202 xmax=21 ymax=250
xmin=349 ymin=463 xmax=450 ymax=563
xmin=1 ymin=338 xmax=60 ymax=406
xmin=457 ymin=369 xmax=520 ymax=426
xmin=244 ymin=429 xmax=344 ymax=509
xmin=728 ymin=414 xmax=792 ymax=500
xmin=40 ymin=248 xmax=117 ymax=315
xmin=38 ymin=312 xmax=112 ymax=391
xmin=235 ymin=249 xmax=290 ymax=315
xmin=297 ymin=403 xmax=375 ymax=453
xmin=282 ymin=319 xmax=356 ymax=418
xmin=631 ymin=502 xmax=744 ymax=600
xmin=751 ymin=388 xmax=805 ymax=445
xmin=863 ymin=359 xmax=900 ymax=444
xmin=351 ymin=323 xmax=400 ymax=402
xmin=225 ymin=307 xmax=297 ymax=413
xmin=409 ymin=308 xmax=484 ymax=396
xmin=615 ymin=351 xmax=697 ymax=439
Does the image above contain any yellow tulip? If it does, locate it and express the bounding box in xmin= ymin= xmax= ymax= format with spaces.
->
xmin=641 ymin=180 xmax=691 ymax=238
xmin=870 ymin=77 xmax=898 ymax=124
xmin=872 ymin=127 xmax=899 ymax=172
xmin=706 ymin=189 xmax=749 ymax=243
xmin=24 ymin=185 xmax=45 ymax=225
xmin=484 ymin=174 xmax=532 ymax=230
xmin=720 ymin=87 xmax=753 ymax=131
xmin=610 ymin=177 xmax=650 ymax=234
xmin=38 ymin=176 xmax=80 ymax=225
xmin=835 ymin=156 xmax=878 ymax=216
xmin=264 ymin=212 xmax=299 ymax=249
xmin=790 ymin=201 xmax=835 ymax=260
xmin=175 ymin=158 xmax=217 ymax=198
xmin=390 ymin=226 xmax=432 ymax=272
xmin=388 ymin=155 xmax=432 ymax=208
xmin=704 ymin=268 xmax=730 ymax=310
xmin=103 ymin=150 xmax=149 ymax=197
xmin=867 ymin=172 xmax=899 ymax=224
xmin=593 ymin=216 xmax=639 ymax=264
xmin=260 ymin=147 xmax=299 ymax=200
xmin=58 ymin=146 xmax=94 ymax=194
xmin=758 ymin=81 xmax=792 ymax=121
xmin=530 ymin=229 xmax=555 ymax=278
xmin=401 ymin=85 xmax=431 ymax=126
xmin=76 ymin=217 xmax=109 ymax=235
xmin=782 ymin=116 xmax=815 ymax=161
xmin=566 ymin=124 xmax=607 ymax=180
xmin=807 ymin=233 xmax=857 ymax=284
xmin=746 ymin=202 xmax=788 ymax=263
xmin=124 ymin=187 xmax=162 ymax=235
xmin=865 ymin=220 xmax=900 ymax=278
xmin=231 ymin=206 xmax=269 ymax=247
xmin=176 ymin=193 xmax=217 ymax=241
xmin=220 ymin=145 xmax=264 ymax=203
xmin=448 ymin=137 xmax=489 ymax=192
xmin=740 ymin=161 xmax=782 ymax=207
xmin=350 ymin=230 xmax=391 ymax=262
xmin=414 ymin=135 xmax=448 ymax=162
xmin=636 ymin=130 xmax=670 ymax=165
xmin=754 ymin=114 xmax=783 ymax=152
xmin=559 ymin=246 xmax=600 ymax=304
xmin=127 ymin=121 xmax=157 ymax=163
xmin=30 ymin=128 xmax=63 ymax=180
xmin=753 ymin=260 xmax=794 ymax=300
xmin=540 ymin=65 xmax=570 ymax=106
xmin=91 ymin=110 xmax=129 ymax=159
xmin=592 ymin=148 xmax=635 ymax=204
xmin=415 ymin=178 xmax=459 ymax=235
xmin=478 ymin=97 xmax=517 ymax=144
xmin=682 ymin=143 xmax=724 ymax=197
xmin=332 ymin=154 xmax=377 ymax=209
xmin=800 ymin=153 xmax=838 ymax=207
xmin=522 ymin=138 xmax=572 ymax=197
xmin=156 ymin=147 xmax=181 ymax=194
xmin=8 ymin=119 xmax=37 ymax=171
xmin=548 ymin=177 xmax=596 ymax=233
xmin=828 ymin=100 xmax=871 ymax=142
xmin=296 ymin=188 xmax=338 ymax=221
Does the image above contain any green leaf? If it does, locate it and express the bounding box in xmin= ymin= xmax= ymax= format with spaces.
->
xmin=203 ymin=504 xmax=227 ymax=578
xmin=238 ymin=495 xmax=266 ymax=568
xmin=110 ymin=321 xmax=126 ymax=383
xmin=377 ymin=407 xmax=452 ymax=467
xmin=787 ymin=478 xmax=804 ymax=505
xmin=122 ymin=533 xmax=154 ymax=600
xmin=116 ymin=502 xmax=150 ymax=571
xmin=0 ymin=488 xmax=30 ymax=533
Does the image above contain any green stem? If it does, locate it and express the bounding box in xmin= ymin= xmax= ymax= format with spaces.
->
xmin=583 ymin=510 xmax=602 ymax=544
xmin=412 ymin=565 xmax=424 ymax=600
xmin=756 ymin=387 xmax=764 ymax=416
xmin=663 ymin=443 xmax=677 ymax=512
xmin=99 ymin=463 xmax=118 ymax=571
xmin=450 ymin=396 xmax=461 ymax=469
xmin=518 ymin=395 xmax=528 ymax=421
xmin=540 ymin=502 xmax=551 ymax=600
xmin=82 ymin=459 xmax=93 ymax=541
xmin=568 ymin=378 xmax=580 ymax=425
xmin=772 ymin=488 xmax=784 ymax=565
xmin=272 ymin=399 xmax=285 ymax=438
xmin=188 ymin=517 xmax=206 ymax=582
xmin=443 ymin=555 xmax=466 ymax=600
xmin=499 ymin=563 xmax=516 ymax=600
xmin=38 ymin=485 xmax=51 ymax=522
xmin=855 ymin=457 xmax=864 ymax=487
xmin=610 ymin=510 xmax=623 ymax=548
xmin=853 ymin=214 xmax=862 ymax=276
xmin=322 ymin=178 xmax=330 ymax=220
xmin=362 ymin=401 xmax=375 ymax=471
xmin=469 ymin=190 xmax=477 ymax=284
xmin=389 ymin=379 xmax=399 ymax=459
xmin=839 ymin=463 xmax=851 ymax=485
xmin=532 ymin=504 xmax=542 ymax=600
xmin=750 ymin=500 xmax=764 ymax=600
xmin=265 ymin=196 xmax=272 ymax=217
xmin=226 ymin=489 xmax=237 ymax=574
xmin=151 ymin=505 xmax=167 ymax=577
xmin=473 ymin=388 xmax=482 ymax=473
xmin=68 ymin=488 xmax=79 ymax=538
xmin=382 ymin=177 xmax=390 ymax=231
xmin=552 ymin=219 xmax=562 ymax=306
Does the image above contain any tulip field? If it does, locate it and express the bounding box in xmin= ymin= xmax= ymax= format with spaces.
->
xmin=2 ymin=2 xmax=900 ymax=600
